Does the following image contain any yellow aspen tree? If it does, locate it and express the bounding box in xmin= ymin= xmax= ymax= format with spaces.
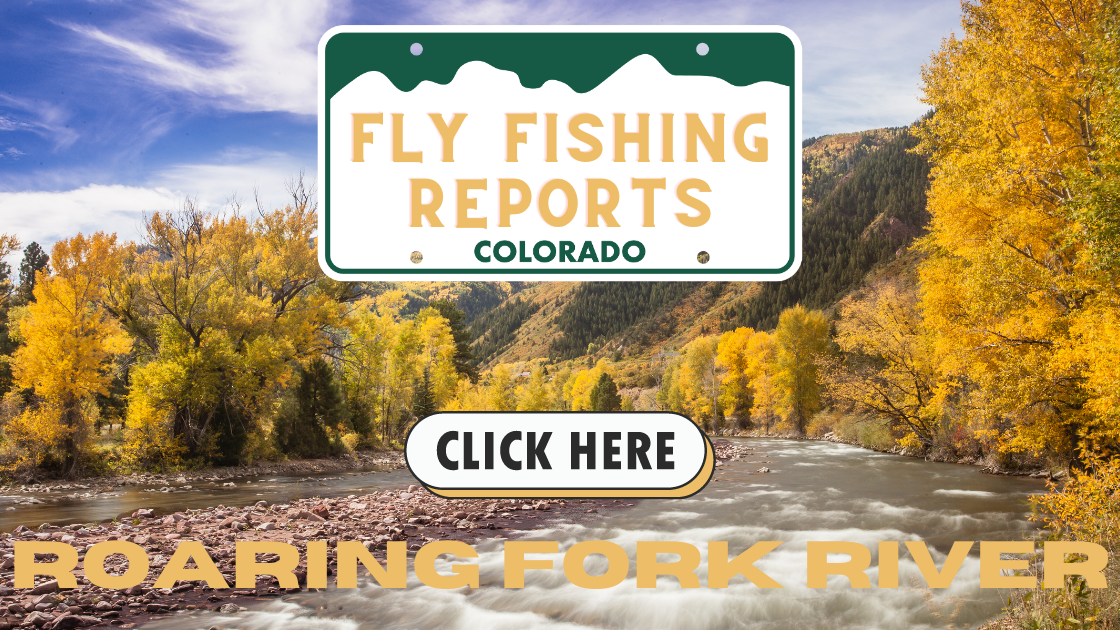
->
xmin=564 ymin=360 xmax=610 ymax=411
xmin=415 ymin=307 xmax=459 ymax=407
xmin=517 ymin=366 xmax=552 ymax=411
xmin=716 ymin=327 xmax=756 ymax=419
xmin=745 ymin=331 xmax=778 ymax=432
xmin=917 ymin=0 xmax=1117 ymax=458
xmin=773 ymin=306 xmax=829 ymax=434
xmin=12 ymin=233 xmax=130 ymax=475
xmin=823 ymin=278 xmax=942 ymax=446
xmin=751 ymin=372 xmax=779 ymax=435
xmin=678 ymin=335 xmax=721 ymax=430
xmin=484 ymin=364 xmax=517 ymax=411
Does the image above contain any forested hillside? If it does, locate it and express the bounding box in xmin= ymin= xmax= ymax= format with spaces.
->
xmin=452 ymin=126 xmax=932 ymax=367
xmin=547 ymin=282 xmax=700 ymax=360
xmin=723 ymin=129 xmax=930 ymax=330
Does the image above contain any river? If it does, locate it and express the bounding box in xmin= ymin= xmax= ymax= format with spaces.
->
xmin=107 ymin=439 xmax=1049 ymax=629
xmin=0 ymin=467 xmax=416 ymax=532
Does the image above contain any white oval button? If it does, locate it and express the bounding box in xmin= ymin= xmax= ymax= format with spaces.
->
xmin=405 ymin=412 xmax=714 ymax=498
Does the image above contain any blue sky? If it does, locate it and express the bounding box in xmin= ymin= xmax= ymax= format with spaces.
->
xmin=0 ymin=0 xmax=960 ymax=256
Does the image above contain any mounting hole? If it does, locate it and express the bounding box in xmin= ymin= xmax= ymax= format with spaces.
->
xmin=410 ymin=42 xmax=423 ymax=56
xmin=696 ymin=43 xmax=709 ymax=56
xmin=410 ymin=251 xmax=423 ymax=264
xmin=697 ymin=251 xmax=710 ymax=264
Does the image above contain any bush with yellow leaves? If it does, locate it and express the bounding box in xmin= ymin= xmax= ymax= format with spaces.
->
xmin=1003 ymin=455 xmax=1120 ymax=629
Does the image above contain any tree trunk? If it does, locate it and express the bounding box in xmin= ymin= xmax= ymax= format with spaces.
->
xmin=63 ymin=394 xmax=81 ymax=478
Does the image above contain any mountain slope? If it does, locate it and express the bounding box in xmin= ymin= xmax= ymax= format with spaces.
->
xmin=382 ymin=126 xmax=931 ymax=369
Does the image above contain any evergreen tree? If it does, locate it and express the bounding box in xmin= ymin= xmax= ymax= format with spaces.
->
xmin=17 ymin=242 xmax=49 ymax=305
xmin=723 ymin=131 xmax=930 ymax=331
xmin=275 ymin=357 xmax=346 ymax=458
xmin=548 ymin=282 xmax=697 ymax=360
xmin=0 ymin=252 xmax=15 ymax=395
xmin=428 ymin=299 xmax=479 ymax=382
xmin=467 ymin=297 xmax=540 ymax=366
xmin=412 ymin=365 xmax=437 ymax=420
xmin=588 ymin=372 xmax=622 ymax=412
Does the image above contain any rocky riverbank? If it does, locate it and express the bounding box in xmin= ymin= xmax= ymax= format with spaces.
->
xmin=0 ymin=485 xmax=635 ymax=629
xmin=0 ymin=440 xmax=754 ymax=628
xmin=1 ymin=451 xmax=406 ymax=507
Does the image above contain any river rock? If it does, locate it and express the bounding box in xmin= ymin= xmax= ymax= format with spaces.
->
xmin=45 ymin=614 xmax=86 ymax=629
xmin=133 ymin=509 xmax=154 ymax=519
xmin=32 ymin=594 xmax=59 ymax=606
xmin=28 ymin=580 xmax=58 ymax=595
xmin=219 ymin=603 xmax=241 ymax=613
xmin=757 ymin=467 xmax=771 ymax=473
xmin=311 ymin=505 xmax=330 ymax=519
xmin=24 ymin=611 xmax=53 ymax=627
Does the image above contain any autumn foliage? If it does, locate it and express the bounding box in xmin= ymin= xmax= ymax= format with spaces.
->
xmin=0 ymin=181 xmax=460 ymax=476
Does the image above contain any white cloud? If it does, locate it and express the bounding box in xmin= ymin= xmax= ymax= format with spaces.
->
xmin=0 ymin=150 xmax=309 ymax=264
xmin=150 ymin=148 xmax=311 ymax=212
xmin=0 ymin=185 xmax=181 ymax=261
xmin=67 ymin=0 xmax=343 ymax=116
xmin=0 ymin=94 xmax=81 ymax=149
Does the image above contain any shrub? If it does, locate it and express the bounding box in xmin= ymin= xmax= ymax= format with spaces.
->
xmin=1001 ymin=455 xmax=1120 ymax=629
xmin=833 ymin=413 xmax=895 ymax=451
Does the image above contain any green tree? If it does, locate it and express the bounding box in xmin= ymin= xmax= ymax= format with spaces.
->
xmin=17 ymin=242 xmax=49 ymax=305
xmin=773 ymin=305 xmax=829 ymax=434
xmin=0 ymin=234 xmax=20 ymax=395
xmin=275 ymin=357 xmax=346 ymax=458
xmin=589 ymin=372 xmax=622 ymax=412
xmin=428 ymin=299 xmax=479 ymax=382
xmin=412 ymin=366 xmax=437 ymax=420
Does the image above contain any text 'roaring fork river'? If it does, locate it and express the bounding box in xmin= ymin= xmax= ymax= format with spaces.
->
xmin=143 ymin=438 xmax=1046 ymax=630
